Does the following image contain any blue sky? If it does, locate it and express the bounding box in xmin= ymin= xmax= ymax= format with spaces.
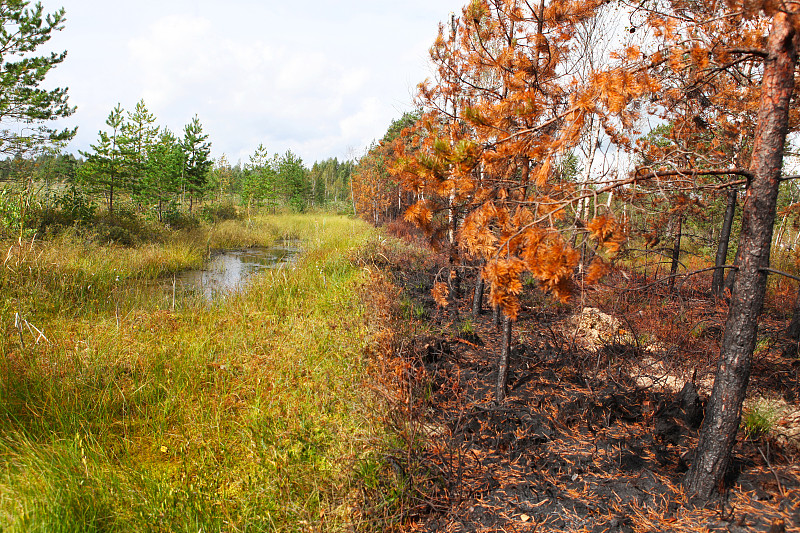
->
xmin=41 ymin=0 xmax=466 ymax=165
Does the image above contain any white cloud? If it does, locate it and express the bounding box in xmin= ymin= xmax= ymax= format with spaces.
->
xmin=45 ymin=0 xmax=466 ymax=163
xmin=340 ymin=97 xmax=385 ymax=141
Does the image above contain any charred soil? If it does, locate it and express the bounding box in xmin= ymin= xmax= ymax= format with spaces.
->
xmin=383 ymin=263 xmax=800 ymax=533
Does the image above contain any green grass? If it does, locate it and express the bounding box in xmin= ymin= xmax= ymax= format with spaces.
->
xmin=0 ymin=214 xmax=399 ymax=532
xmin=741 ymin=400 xmax=780 ymax=440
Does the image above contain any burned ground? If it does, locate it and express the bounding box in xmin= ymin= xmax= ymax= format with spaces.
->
xmin=378 ymin=266 xmax=800 ymax=533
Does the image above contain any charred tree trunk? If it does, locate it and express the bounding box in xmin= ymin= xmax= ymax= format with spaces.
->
xmin=451 ymin=267 xmax=462 ymax=299
xmin=495 ymin=315 xmax=513 ymax=402
xmin=783 ymin=287 xmax=800 ymax=357
xmin=712 ymin=189 xmax=738 ymax=298
xmin=787 ymin=289 xmax=800 ymax=340
xmin=492 ymin=305 xmax=501 ymax=330
xmin=723 ymin=245 xmax=741 ymax=296
xmin=685 ymin=13 xmax=799 ymax=499
xmin=669 ymin=215 xmax=683 ymax=292
xmin=473 ymin=265 xmax=485 ymax=317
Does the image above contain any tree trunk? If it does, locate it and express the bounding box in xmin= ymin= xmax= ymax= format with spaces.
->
xmin=783 ymin=286 xmax=800 ymax=357
xmin=669 ymin=215 xmax=683 ymax=292
xmin=712 ymin=189 xmax=737 ymax=298
xmin=492 ymin=304 xmax=501 ymax=330
xmin=495 ymin=315 xmax=513 ymax=402
xmin=451 ymin=267 xmax=462 ymax=299
xmin=473 ymin=265 xmax=485 ymax=317
xmin=723 ymin=245 xmax=741 ymax=296
xmin=684 ymin=13 xmax=799 ymax=499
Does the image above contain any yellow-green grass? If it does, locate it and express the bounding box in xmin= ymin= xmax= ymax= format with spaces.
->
xmin=0 ymin=214 xmax=392 ymax=532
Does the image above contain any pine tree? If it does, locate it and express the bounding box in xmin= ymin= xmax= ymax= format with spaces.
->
xmin=242 ymin=144 xmax=278 ymax=213
xmin=276 ymin=150 xmax=309 ymax=212
xmin=123 ymin=100 xmax=159 ymax=200
xmin=78 ymin=104 xmax=126 ymax=215
xmin=143 ymin=129 xmax=183 ymax=221
xmin=181 ymin=115 xmax=212 ymax=212
xmin=0 ymin=0 xmax=75 ymax=154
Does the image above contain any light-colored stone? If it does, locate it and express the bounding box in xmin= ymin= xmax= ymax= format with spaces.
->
xmin=568 ymin=307 xmax=628 ymax=350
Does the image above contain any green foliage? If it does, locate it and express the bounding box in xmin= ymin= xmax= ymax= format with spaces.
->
xmin=277 ymin=150 xmax=310 ymax=212
xmin=0 ymin=0 xmax=75 ymax=154
xmin=199 ymin=202 xmax=238 ymax=224
xmin=354 ymin=452 xmax=410 ymax=527
xmin=181 ymin=115 xmax=212 ymax=210
xmin=557 ymin=151 xmax=581 ymax=182
xmin=741 ymin=401 xmax=780 ymax=440
xmin=308 ymin=157 xmax=354 ymax=208
xmin=55 ymin=184 xmax=96 ymax=224
xmin=161 ymin=202 xmax=200 ymax=230
xmin=381 ymin=110 xmax=421 ymax=144
xmin=0 ymin=186 xmax=39 ymax=238
xmin=77 ymin=105 xmax=213 ymax=220
xmin=241 ymin=144 xmax=279 ymax=210
xmin=400 ymin=295 xmax=427 ymax=320
xmin=137 ymin=128 xmax=185 ymax=222
xmin=78 ymin=105 xmax=127 ymax=215
xmin=458 ymin=318 xmax=475 ymax=335
xmin=92 ymin=221 xmax=136 ymax=246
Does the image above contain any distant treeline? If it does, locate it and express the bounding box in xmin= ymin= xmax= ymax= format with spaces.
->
xmin=0 ymin=101 xmax=355 ymax=234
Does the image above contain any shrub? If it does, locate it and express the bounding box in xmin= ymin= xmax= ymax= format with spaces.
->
xmin=93 ymin=222 xmax=135 ymax=246
xmin=162 ymin=204 xmax=200 ymax=230
xmin=200 ymin=202 xmax=239 ymax=224
xmin=0 ymin=186 xmax=39 ymax=238
xmin=56 ymin=185 xmax=96 ymax=224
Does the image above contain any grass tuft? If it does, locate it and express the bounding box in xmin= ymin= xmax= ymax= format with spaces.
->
xmin=742 ymin=400 xmax=780 ymax=440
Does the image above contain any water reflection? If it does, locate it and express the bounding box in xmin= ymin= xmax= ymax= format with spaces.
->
xmin=175 ymin=240 xmax=300 ymax=301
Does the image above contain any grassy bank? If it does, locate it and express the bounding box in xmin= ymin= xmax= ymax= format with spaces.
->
xmin=0 ymin=214 xmax=402 ymax=532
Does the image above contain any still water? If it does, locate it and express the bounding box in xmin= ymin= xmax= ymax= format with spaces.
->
xmin=174 ymin=240 xmax=300 ymax=301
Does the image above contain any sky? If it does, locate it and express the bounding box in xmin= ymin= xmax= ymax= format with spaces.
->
xmin=38 ymin=0 xmax=467 ymax=166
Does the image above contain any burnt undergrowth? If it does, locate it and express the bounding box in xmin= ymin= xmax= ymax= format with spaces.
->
xmin=366 ymin=257 xmax=800 ymax=532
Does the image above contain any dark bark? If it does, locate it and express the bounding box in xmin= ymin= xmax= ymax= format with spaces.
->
xmin=492 ymin=305 xmax=501 ymax=330
xmin=783 ymin=287 xmax=800 ymax=356
xmin=787 ymin=289 xmax=800 ymax=340
xmin=452 ymin=267 xmax=462 ymax=298
xmin=449 ymin=241 xmax=462 ymax=299
xmin=723 ymin=245 xmax=741 ymax=295
xmin=495 ymin=315 xmax=513 ymax=402
xmin=473 ymin=267 xmax=485 ymax=317
xmin=712 ymin=189 xmax=737 ymax=298
xmin=669 ymin=215 xmax=683 ymax=292
xmin=684 ymin=13 xmax=799 ymax=499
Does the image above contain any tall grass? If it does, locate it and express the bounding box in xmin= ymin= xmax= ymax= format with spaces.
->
xmin=0 ymin=214 xmax=396 ymax=531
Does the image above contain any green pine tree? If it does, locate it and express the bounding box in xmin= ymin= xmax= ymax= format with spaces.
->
xmin=0 ymin=1 xmax=76 ymax=154
xmin=181 ymin=115 xmax=212 ymax=212
xmin=78 ymin=105 xmax=126 ymax=215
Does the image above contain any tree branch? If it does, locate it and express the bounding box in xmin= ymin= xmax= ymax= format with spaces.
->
xmin=760 ymin=267 xmax=800 ymax=284
xmin=727 ymin=47 xmax=769 ymax=58
xmin=633 ymin=167 xmax=754 ymax=180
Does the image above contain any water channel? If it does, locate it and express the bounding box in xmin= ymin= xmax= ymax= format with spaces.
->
xmin=173 ymin=239 xmax=301 ymax=301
